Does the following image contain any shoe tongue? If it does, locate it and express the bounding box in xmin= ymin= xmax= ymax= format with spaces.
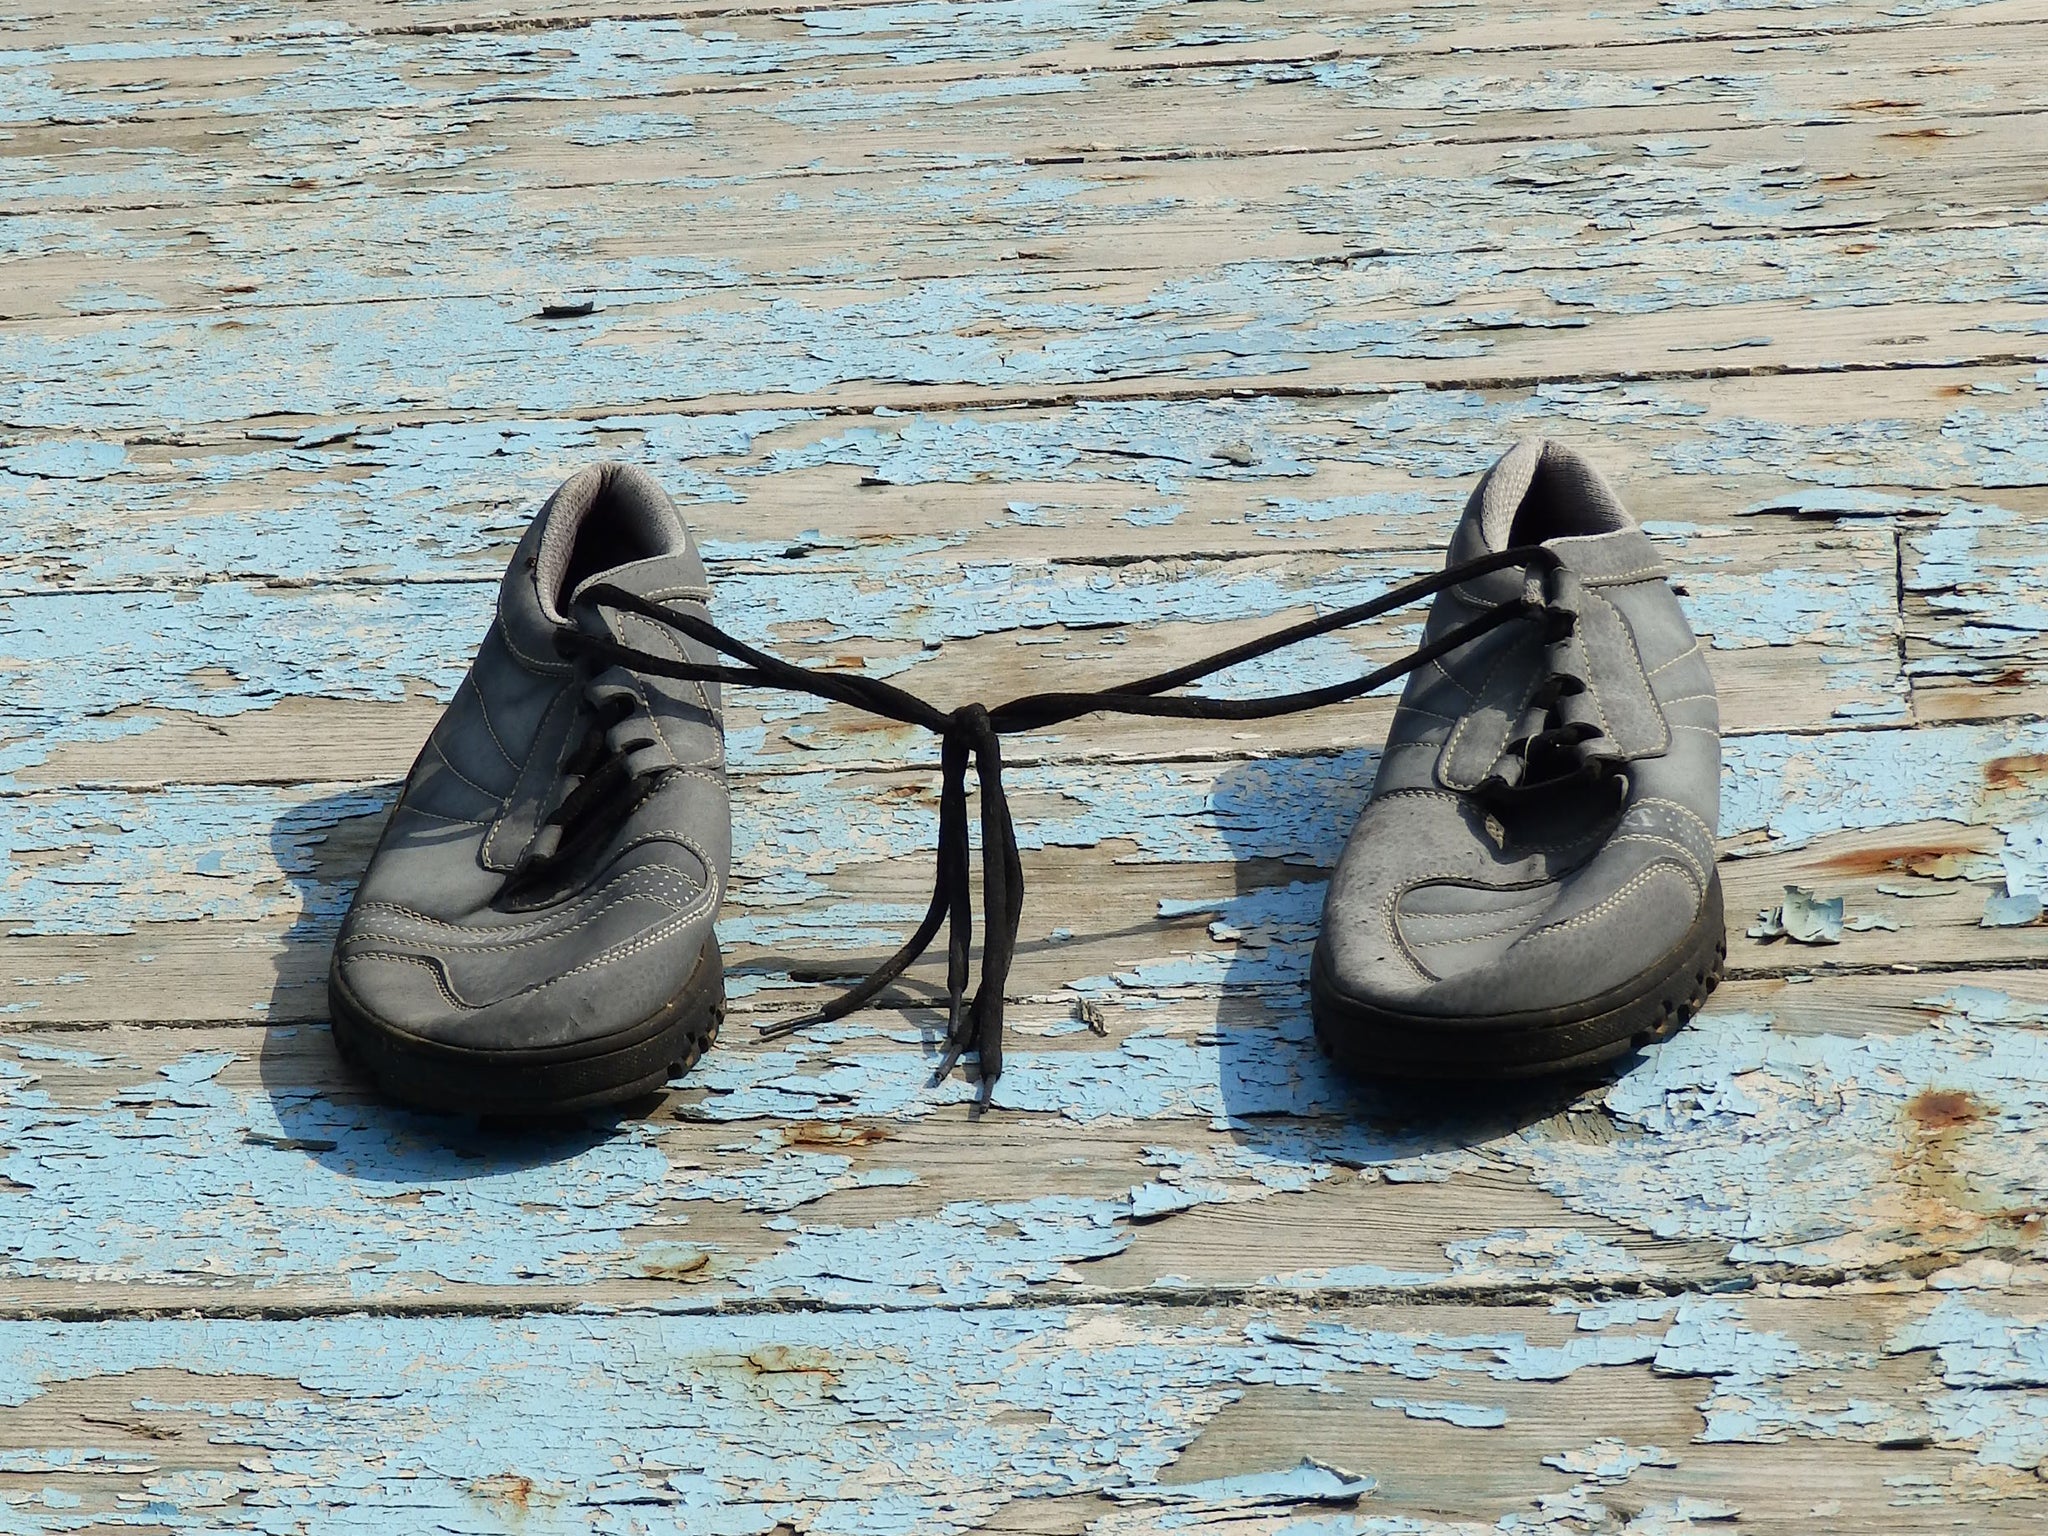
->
xmin=1445 ymin=438 xmax=1636 ymax=592
xmin=536 ymin=464 xmax=688 ymax=619
xmin=498 ymin=463 xmax=702 ymax=666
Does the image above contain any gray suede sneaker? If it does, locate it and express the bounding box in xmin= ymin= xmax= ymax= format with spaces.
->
xmin=1311 ymin=439 xmax=1724 ymax=1078
xmin=329 ymin=463 xmax=729 ymax=1115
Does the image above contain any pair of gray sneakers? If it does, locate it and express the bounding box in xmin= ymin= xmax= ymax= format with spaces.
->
xmin=329 ymin=441 xmax=1724 ymax=1115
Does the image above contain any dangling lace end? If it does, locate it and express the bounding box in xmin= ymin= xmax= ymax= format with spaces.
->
xmin=930 ymin=1009 xmax=977 ymax=1087
xmin=754 ymin=963 xmax=948 ymax=1040
xmin=754 ymin=992 xmax=860 ymax=1039
xmin=942 ymin=999 xmax=974 ymax=1073
xmin=929 ymin=1048 xmax=999 ymax=1103
xmin=931 ymin=989 xmax=1004 ymax=1086
xmin=969 ymin=1007 xmax=1012 ymax=1098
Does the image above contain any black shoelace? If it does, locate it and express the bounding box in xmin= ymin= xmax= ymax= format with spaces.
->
xmin=504 ymin=665 xmax=676 ymax=905
xmin=558 ymin=543 xmax=1581 ymax=1088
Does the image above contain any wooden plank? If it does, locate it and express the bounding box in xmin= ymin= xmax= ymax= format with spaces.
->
xmin=15 ymin=0 xmax=2045 ymax=51
xmin=0 ymin=966 xmax=2045 ymax=1311
xmin=1908 ymin=513 xmax=2048 ymax=722
xmin=0 ymin=522 xmax=1905 ymax=788
xmin=18 ymin=358 xmax=2048 ymax=789
xmin=0 ymin=1001 xmax=1712 ymax=1311
xmin=12 ymin=0 xmax=2031 ymax=138
xmin=4 ymin=712 xmax=2047 ymax=1035
xmin=6 ymin=183 xmax=2043 ymax=431
xmin=14 ymin=366 xmax=2043 ymax=588
xmin=6 ymin=18 xmax=2048 ymax=428
xmin=2 ymin=810 xmax=2041 ymax=1030
xmin=10 ymin=17 xmax=2043 ymax=233
xmin=0 ymin=1289 xmax=2032 ymax=1528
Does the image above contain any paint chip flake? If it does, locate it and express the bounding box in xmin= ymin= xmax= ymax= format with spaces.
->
xmin=1115 ymin=1456 xmax=1374 ymax=1507
xmin=1748 ymin=885 xmax=1844 ymax=944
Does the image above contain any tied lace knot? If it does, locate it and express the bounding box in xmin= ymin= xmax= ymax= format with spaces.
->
xmin=554 ymin=542 xmax=1611 ymax=1089
xmin=761 ymin=696 xmax=1026 ymax=1086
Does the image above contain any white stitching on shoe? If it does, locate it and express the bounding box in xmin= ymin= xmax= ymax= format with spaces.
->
xmin=1403 ymin=906 xmax=1559 ymax=949
xmin=1598 ymin=589 xmax=1671 ymax=753
xmin=605 ymin=829 xmax=722 ymax=875
xmin=1346 ymin=786 xmax=1622 ymax=860
xmin=474 ymin=686 xmax=520 ymax=771
xmin=1428 ymin=656 xmax=1480 ymax=702
xmin=347 ymin=951 xmax=469 ymax=1009
xmin=1379 ymin=885 xmax=1442 ymax=983
xmin=553 ymin=893 xmax=717 ymax=982
xmin=350 ymin=850 xmax=713 ymax=939
xmin=497 ymin=614 xmax=573 ymax=675
xmin=1527 ymin=862 xmax=1700 ymax=939
xmin=1609 ymin=831 xmax=1709 ymax=887
xmin=1370 ymin=787 xmax=1478 ymax=808
xmin=1440 ymin=640 xmax=1533 ymax=791
xmin=617 ymin=607 xmax=720 ymax=734
xmin=481 ymin=688 xmax=575 ymax=870
xmin=1634 ymin=796 xmax=1717 ymax=843
xmin=1374 ymin=863 xmax=1512 ymax=983
xmin=1397 ymin=703 xmax=1464 ymax=726
xmin=421 ymin=736 xmax=507 ymax=803
xmin=1578 ymin=593 xmax=1622 ymax=745
xmin=390 ymin=804 xmax=493 ymax=828
xmin=360 ymin=884 xmax=703 ymax=958
xmin=1645 ymin=641 xmax=1703 ymax=679
xmin=1407 ymin=910 xmax=1553 ymax=948
xmin=1582 ymin=564 xmax=1669 ymax=585
xmin=1399 ymin=890 xmax=1557 ymax=929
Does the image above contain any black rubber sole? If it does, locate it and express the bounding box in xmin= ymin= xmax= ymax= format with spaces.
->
xmin=1311 ymin=874 xmax=1726 ymax=1081
xmin=329 ymin=938 xmax=726 ymax=1117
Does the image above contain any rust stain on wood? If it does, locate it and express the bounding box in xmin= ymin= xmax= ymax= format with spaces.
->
xmin=1984 ymin=753 xmax=2048 ymax=792
xmin=1905 ymin=1088 xmax=1982 ymax=1134
xmin=1812 ymin=833 xmax=1990 ymax=878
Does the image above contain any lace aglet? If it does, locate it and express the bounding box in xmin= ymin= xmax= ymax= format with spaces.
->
xmin=929 ymin=1042 xmax=970 ymax=1086
xmin=755 ymin=1009 xmax=830 ymax=1040
xmin=926 ymin=980 xmax=976 ymax=1084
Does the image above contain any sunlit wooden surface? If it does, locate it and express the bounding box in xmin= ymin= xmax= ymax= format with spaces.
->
xmin=3 ymin=0 xmax=2048 ymax=1528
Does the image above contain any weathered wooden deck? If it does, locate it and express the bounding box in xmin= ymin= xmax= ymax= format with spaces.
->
xmin=3 ymin=0 xmax=2048 ymax=1528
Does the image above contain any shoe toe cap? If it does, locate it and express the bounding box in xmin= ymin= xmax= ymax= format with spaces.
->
xmin=332 ymin=873 xmax=718 ymax=1054
xmin=1317 ymin=794 xmax=1713 ymax=1023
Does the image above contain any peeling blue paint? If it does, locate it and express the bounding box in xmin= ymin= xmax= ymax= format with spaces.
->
xmin=0 ymin=786 xmax=390 ymax=936
xmin=1123 ymin=1457 xmax=1373 ymax=1506
xmin=1370 ymin=1398 xmax=1508 ymax=1429
xmin=5 ymin=5 xmax=2043 ymax=1522
xmin=0 ymin=412 xmax=801 ymax=592
xmin=14 ymin=712 xmax=2048 ymax=945
xmin=1905 ymin=502 xmax=2048 ymax=689
xmin=0 ymin=1292 xmax=1807 ymax=1533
